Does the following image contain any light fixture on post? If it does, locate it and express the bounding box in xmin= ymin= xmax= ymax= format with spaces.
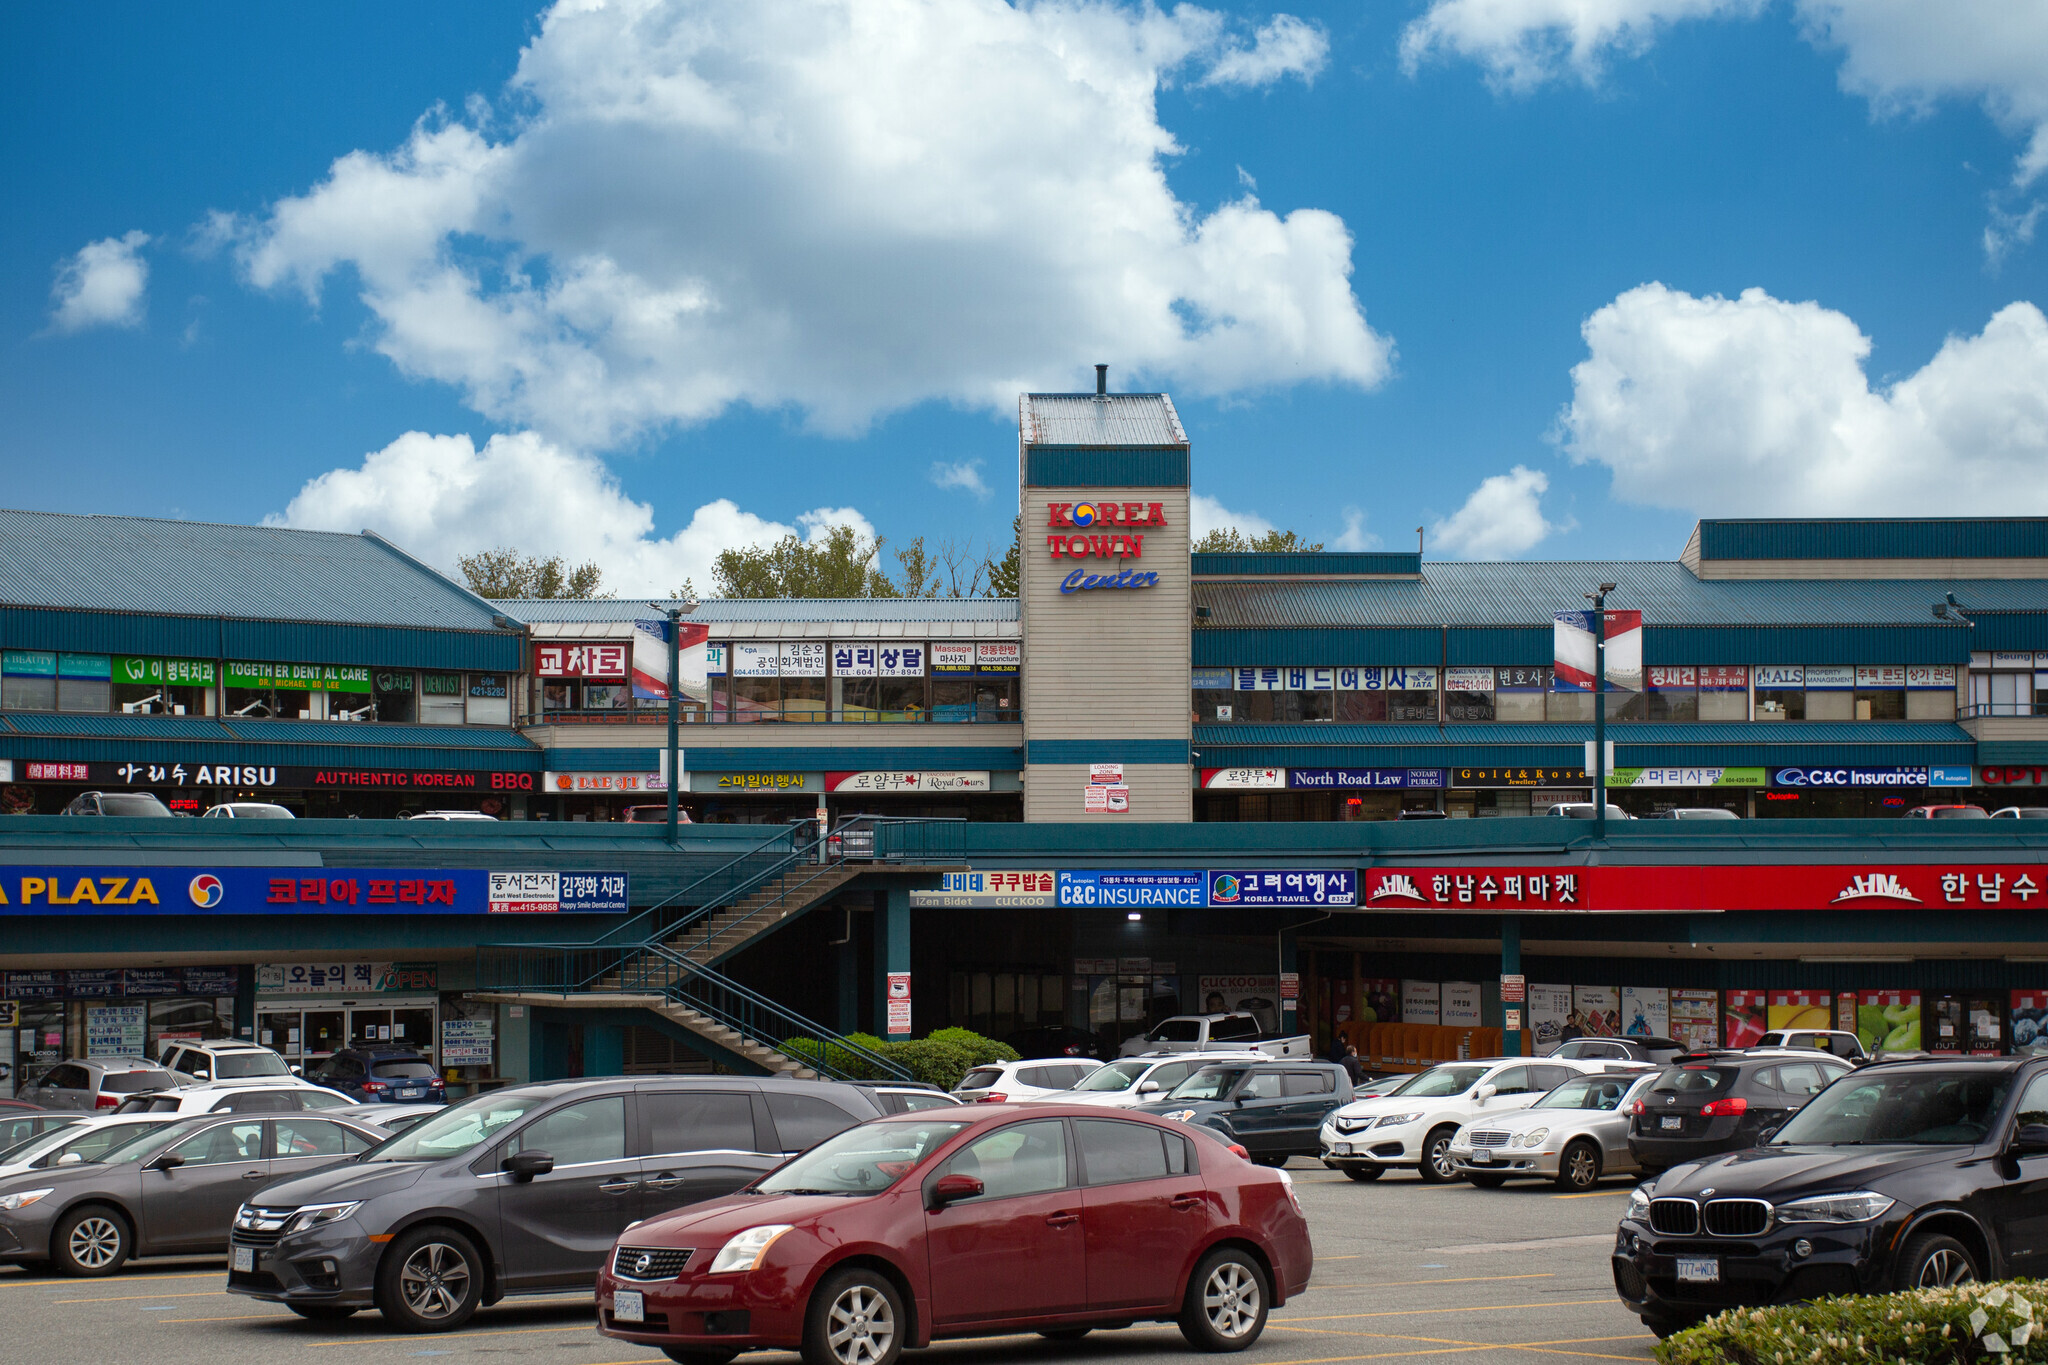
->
xmin=1583 ymin=582 xmax=1619 ymax=842
xmin=649 ymin=596 xmax=699 ymax=845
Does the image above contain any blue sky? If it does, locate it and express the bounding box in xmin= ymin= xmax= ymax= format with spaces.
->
xmin=5 ymin=1 xmax=2046 ymax=594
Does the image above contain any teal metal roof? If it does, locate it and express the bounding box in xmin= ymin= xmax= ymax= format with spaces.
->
xmin=1192 ymin=622 xmax=1976 ymax=666
xmin=0 ymin=713 xmax=540 ymax=770
xmin=0 ymin=509 xmax=509 ymax=631
xmin=1192 ymin=552 xmax=1421 ymax=577
xmin=500 ymin=599 xmax=1018 ymax=625
xmin=1021 ymin=394 xmax=1186 ymax=447
xmin=1192 ymin=721 xmax=1974 ymax=770
xmin=1696 ymin=519 xmax=2048 ymax=561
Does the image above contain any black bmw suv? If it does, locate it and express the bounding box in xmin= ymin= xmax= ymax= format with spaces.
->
xmin=1614 ymin=1057 xmax=2048 ymax=1337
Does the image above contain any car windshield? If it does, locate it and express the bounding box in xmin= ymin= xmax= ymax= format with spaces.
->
xmin=371 ymin=1061 xmax=437 ymax=1079
xmin=1167 ymin=1067 xmax=1248 ymax=1101
xmin=363 ymin=1093 xmax=545 ymax=1162
xmin=0 ymin=1124 xmax=82 ymax=1166
xmin=100 ymin=794 xmax=170 ymax=816
xmin=233 ymin=805 xmax=293 ymax=818
xmin=100 ymin=1071 xmax=173 ymax=1094
xmin=756 ymin=1120 xmax=972 ymax=1195
xmin=213 ymin=1052 xmax=290 ymax=1078
xmin=1772 ymin=1070 xmax=2012 ymax=1146
xmin=1652 ymin=1066 xmax=1736 ymax=1096
xmin=36 ymin=1120 xmax=180 ymax=1168
xmin=1532 ymin=1076 xmax=1634 ymax=1111
xmin=1148 ymin=1020 xmax=1202 ymax=1043
xmin=1391 ymin=1065 xmax=1489 ymax=1098
xmin=1076 ymin=1061 xmax=1150 ymax=1093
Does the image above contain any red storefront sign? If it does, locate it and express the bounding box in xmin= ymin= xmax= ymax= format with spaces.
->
xmin=535 ymin=642 xmax=629 ymax=678
xmin=1362 ymin=864 xmax=2048 ymax=911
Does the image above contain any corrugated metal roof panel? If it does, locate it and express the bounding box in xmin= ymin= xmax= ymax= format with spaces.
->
xmin=1194 ymin=720 xmax=1974 ymax=769
xmin=0 ymin=509 xmax=505 ymax=630
xmin=0 ymin=734 xmax=544 ymax=771
xmin=1192 ymin=552 xmax=1422 ymax=577
xmin=1197 ymin=721 xmax=1971 ymax=748
xmin=500 ymin=598 xmax=1019 ymax=626
xmin=2 ymin=713 xmax=236 ymax=740
xmin=1021 ymin=394 xmax=1187 ymax=447
xmin=0 ymin=712 xmax=536 ymax=753
xmin=1024 ymin=447 xmax=1189 ymax=487
xmin=1697 ymin=519 xmax=2048 ymax=561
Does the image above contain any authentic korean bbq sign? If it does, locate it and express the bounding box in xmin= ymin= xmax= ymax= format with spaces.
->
xmin=1364 ymin=864 xmax=2048 ymax=912
xmin=0 ymin=867 xmax=625 ymax=914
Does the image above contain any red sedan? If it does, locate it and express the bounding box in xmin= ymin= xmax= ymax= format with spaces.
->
xmin=595 ymin=1103 xmax=1313 ymax=1365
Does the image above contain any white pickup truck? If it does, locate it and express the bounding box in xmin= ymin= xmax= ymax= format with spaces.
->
xmin=1118 ymin=1012 xmax=1313 ymax=1059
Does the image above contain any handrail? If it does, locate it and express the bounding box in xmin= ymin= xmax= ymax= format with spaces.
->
xmin=583 ymin=823 xmax=801 ymax=948
xmin=634 ymin=942 xmax=909 ymax=1081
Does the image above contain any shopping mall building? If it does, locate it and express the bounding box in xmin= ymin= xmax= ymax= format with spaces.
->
xmin=7 ymin=385 xmax=2048 ymax=1089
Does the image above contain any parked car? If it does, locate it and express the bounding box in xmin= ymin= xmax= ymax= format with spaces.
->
xmin=1319 ymin=1057 xmax=1611 ymax=1182
xmin=59 ymin=791 xmax=171 ymax=817
xmin=1904 ymin=804 xmax=1990 ymax=818
xmin=1751 ymin=1029 xmax=1868 ymax=1062
xmin=1655 ymin=808 xmax=1740 ymax=820
xmin=1353 ymin=1073 xmax=1410 ymax=1099
xmin=1450 ymin=1071 xmax=1660 ymax=1191
xmin=847 ymin=1084 xmax=963 ymax=1115
xmin=1005 ymin=1024 xmax=1104 ymax=1060
xmin=330 ymin=1102 xmax=446 ymax=1133
xmin=17 ymin=1058 xmax=181 ymax=1111
xmin=158 ymin=1040 xmax=295 ymax=1084
xmin=1551 ymin=1037 xmax=1687 ymax=1067
xmin=952 ymin=1058 xmax=1105 ymax=1103
xmin=1548 ymin=803 xmax=1633 ymax=820
xmin=224 ymin=1074 xmax=885 ymax=1330
xmin=308 ymin=1048 xmax=446 ymax=1105
xmin=594 ymin=1105 xmax=1312 ymax=1360
xmin=621 ymin=805 xmax=691 ymax=823
xmin=0 ymin=1111 xmax=381 ymax=1276
xmin=1042 ymin=1053 xmax=1271 ymax=1109
xmin=1626 ymin=1051 xmax=1856 ymax=1174
xmin=1118 ymin=1013 xmax=1311 ymax=1059
xmin=1613 ymin=1058 xmax=2048 ymax=1338
xmin=115 ymin=1079 xmax=355 ymax=1115
xmin=201 ymin=802 xmax=295 ymax=819
xmin=1991 ymin=807 xmax=2048 ymax=819
xmin=1134 ymin=1060 xmax=1353 ymax=1166
xmin=399 ymin=810 xmax=497 ymax=821
xmin=0 ymin=1115 xmax=187 ymax=1180
xmin=0 ymin=1113 xmax=89 ymax=1166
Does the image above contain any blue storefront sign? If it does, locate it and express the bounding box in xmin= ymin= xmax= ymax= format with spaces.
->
xmin=1058 ymin=870 xmax=1205 ymax=908
xmin=1769 ymin=766 xmax=1936 ymax=788
xmin=1930 ymin=766 xmax=1974 ymax=787
xmin=1208 ymin=869 xmax=1358 ymax=907
xmin=1288 ymin=768 xmax=1446 ymax=790
xmin=0 ymin=867 xmax=628 ymax=915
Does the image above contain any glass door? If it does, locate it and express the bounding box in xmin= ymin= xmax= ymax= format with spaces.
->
xmin=391 ymin=1006 xmax=435 ymax=1062
xmin=301 ymin=1009 xmax=346 ymax=1063
xmin=258 ymin=1010 xmax=302 ymax=1064
xmin=347 ymin=1007 xmax=394 ymax=1048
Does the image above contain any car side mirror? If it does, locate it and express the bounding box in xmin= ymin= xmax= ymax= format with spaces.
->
xmin=151 ymin=1152 xmax=184 ymax=1170
xmin=929 ymin=1173 xmax=983 ymax=1210
xmin=1476 ymin=1084 xmax=1497 ymax=1102
xmin=2015 ymin=1123 xmax=2048 ymax=1156
xmin=503 ymin=1150 xmax=554 ymax=1181
xmin=1754 ymin=1126 xmax=1780 ymax=1147
xmin=1138 ymin=1081 xmax=1161 ymax=1095
xmin=192 ymin=1069 xmax=209 ymax=1081
xmin=57 ymin=1152 xmax=84 ymax=1166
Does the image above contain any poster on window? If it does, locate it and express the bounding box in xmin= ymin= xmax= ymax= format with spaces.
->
xmin=1862 ymin=990 xmax=1923 ymax=1054
xmin=779 ymin=642 xmax=827 ymax=677
xmin=1620 ymin=986 xmax=1669 ymax=1038
xmin=1441 ymin=981 xmax=1484 ymax=1028
xmin=1401 ymin=980 xmax=1441 ymax=1026
xmin=1572 ymin=985 xmax=1618 ymax=1037
xmin=1668 ymin=989 xmax=1720 ymax=1051
xmin=1725 ymin=989 xmax=1768 ymax=1048
xmin=1358 ymin=978 xmax=1400 ymax=1029
xmin=1197 ymin=976 xmax=1280 ymax=1034
xmin=1768 ymin=989 xmax=1832 ymax=1032
xmin=85 ymin=1002 xmax=146 ymax=1057
xmin=1528 ymin=984 xmax=1573 ymax=1054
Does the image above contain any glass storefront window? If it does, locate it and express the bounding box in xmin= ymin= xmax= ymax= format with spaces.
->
xmin=543 ymin=682 xmax=576 ymax=711
xmin=2 ymin=675 xmax=57 ymax=710
xmin=1756 ymin=688 xmax=1803 ymax=719
xmin=781 ymin=676 xmax=828 ymax=722
xmin=1446 ymin=687 xmax=1495 ymax=721
xmin=113 ymin=681 xmax=208 ymax=715
xmin=420 ymin=673 xmax=465 ymax=724
xmin=373 ymin=669 xmax=417 ymax=723
xmin=1548 ymin=688 xmax=1594 ymax=722
xmin=1855 ymin=689 xmax=1906 ymax=720
xmin=467 ymin=674 xmax=512 ymax=725
xmin=1644 ymin=687 xmax=1697 ymax=720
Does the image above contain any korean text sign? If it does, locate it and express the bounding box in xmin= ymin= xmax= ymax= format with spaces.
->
xmin=1362 ymin=864 xmax=2048 ymax=912
xmin=0 ymin=867 xmax=625 ymax=914
xmin=1057 ymin=870 xmax=1205 ymax=908
xmin=1207 ymin=869 xmax=1358 ymax=907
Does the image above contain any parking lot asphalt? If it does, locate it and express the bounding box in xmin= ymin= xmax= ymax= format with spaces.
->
xmin=0 ymin=1161 xmax=1653 ymax=1365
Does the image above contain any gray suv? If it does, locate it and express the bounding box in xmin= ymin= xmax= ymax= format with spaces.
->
xmin=225 ymin=1075 xmax=883 ymax=1331
xmin=20 ymin=1059 xmax=181 ymax=1111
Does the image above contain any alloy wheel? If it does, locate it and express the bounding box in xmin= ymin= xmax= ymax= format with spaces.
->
xmin=826 ymin=1283 xmax=896 ymax=1365
xmin=67 ymin=1217 xmax=121 ymax=1270
xmin=1203 ymin=1262 xmax=1262 ymax=1339
xmin=1428 ymin=1136 xmax=1456 ymax=1179
xmin=398 ymin=1241 xmax=472 ymax=1320
xmin=1565 ymin=1147 xmax=1598 ymax=1188
xmin=1917 ymin=1248 xmax=1974 ymax=1288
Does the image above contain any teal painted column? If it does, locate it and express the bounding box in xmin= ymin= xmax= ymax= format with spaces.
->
xmin=1279 ymin=932 xmax=1300 ymax=1036
xmin=875 ymin=886 xmax=913 ymax=1040
xmin=838 ymin=922 xmax=860 ymax=1035
xmin=1501 ymin=915 xmax=1523 ymax=1056
xmin=586 ymin=1023 xmax=625 ymax=1077
xmin=234 ymin=966 xmax=257 ymax=1042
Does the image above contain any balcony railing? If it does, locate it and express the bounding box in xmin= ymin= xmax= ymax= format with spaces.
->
xmin=1961 ymin=702 xmax=2048 ymax=719
xmin=522 ymin=704 xmax=1021 ymax=727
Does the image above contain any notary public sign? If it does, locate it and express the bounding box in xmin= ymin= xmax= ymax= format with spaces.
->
xmin=1363 ymin=864 xmax=2048 ymax=913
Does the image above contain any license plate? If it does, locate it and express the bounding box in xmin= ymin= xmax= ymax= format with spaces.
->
xmin=1469 ymin=1150 xmax=1492 ymax=1163
xmin=398 ymin=1087 xmax=422 ymax=1098
xmin=1660 ymin=1116 xmax=1684 ymax=1130
xmin=232 ymin=1246 xmax=254 ymax=1273
xmin=1333 ymin=1142 xmax=1352 ymax=1156
xmin=613 ymin=1290 xmax=645 ymax=1324
xmin=1676 ymin=1257 xmax=1719 ymax=1284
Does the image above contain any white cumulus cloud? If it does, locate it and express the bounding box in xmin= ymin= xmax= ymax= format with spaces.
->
xmin=930 ymin=460 xmax=991 ymax=499
xmin=1190 ymin=492 xmax=1278 ymax=541
xmin=1430 ymin=466 xmax=1556 ymax=558
xmin=227 ymin=0 xmax=1388 ymax=448
xmin=1556 ymin=283 xmax=2048 ymax=517
xmin=1401 ymin=0 xmax=1761 ymax=92
xmin=271 ymin=429 xmax=873 ymax=596
xmin=48 ymin=230 xmax=153 ymax=333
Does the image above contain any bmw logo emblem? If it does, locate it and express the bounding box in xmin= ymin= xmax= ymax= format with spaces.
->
xmin=1071 ymin=503 xmax=1098 ymax=527
xmin=1701 ymin=1188 xmax=1716 ymax=1198
xmin=634 ymin=1253 xmax=653 ymax=1275
xmin=188 ymin=874 xmax=225 ymax=908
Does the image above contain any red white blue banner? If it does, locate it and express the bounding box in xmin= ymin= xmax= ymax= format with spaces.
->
xmin=1553 ymin=609 xmax=1642 ymax=692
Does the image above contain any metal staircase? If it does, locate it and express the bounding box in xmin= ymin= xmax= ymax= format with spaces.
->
xmin=474 ymin=818 xmax=960 ymax=1081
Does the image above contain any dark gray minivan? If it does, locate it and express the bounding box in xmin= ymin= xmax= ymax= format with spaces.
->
xmin=226 ymin=1075 xmax=882 ymax=1331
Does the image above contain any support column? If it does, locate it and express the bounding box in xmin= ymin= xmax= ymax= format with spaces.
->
xmin=235 ymin=966 xmax=257 ymax=1041
xmin=1500 ymin=914 xmax=1522 ymax=1056
xmin=586 ymin=1023 xmax=625 ymax=1076
xmin=837 ymin=907 xmax=860 ymax=1034
xmin=1279 ymin=930 xmax=1300 ymax=1037
xmin=874 ymin=886 xmax=913 ymax=1040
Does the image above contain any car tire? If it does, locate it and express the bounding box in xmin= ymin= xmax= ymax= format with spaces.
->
xmin=1555 ymin=1140 xmax=1601 ymax=1192
xmin=1463 ymin=1172 xmax=1508 ymax=1189
xmin=52 ymin=1204 xmax=131 ymax=1277
xmin=802 ymin=1266 xmax=905 ymax=1365
xmin=288 ymin=1303 xmax=359 ymax=1323
xmin=1416 ymin=1126 xmax=1459 ymax=1183
xmin=663 ymin=1350 xmax=739 ymax=1365
xmin=1894 ymin=1231 xmax=1979 ymax=1290
xmin=1177 ymin=1247 xmax=1270 ymax=1352
xmin=1342 ymin=1167 xmax=1383 ymax=1182
xmin=375 ymin=1225 xmax=484 ymax=1333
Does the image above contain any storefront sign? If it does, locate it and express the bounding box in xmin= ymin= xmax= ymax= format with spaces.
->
xmin=1804 ymin=665 xmax=1855 ymax=690
xmin=1453 ymin=767 xmax=1587 ymax=788
xmin=545 ymin=771 xmax=665 ymax=793
xmin=225 ymin=661 xmax=372 ymax=693
xmin=1 ymin=650 xmax=56 ymax=676
xmin=1444 ymin=667 xmax=1494 ymax=692
xmin=1219 ymin=667 xmax=1438 ymax=692
xmin=780 ymin=642 xmax=827 ymax=677
xmin=977 ymin=642 xmax=1020 ymax=673
xmin=1288 ymin=768 xmax=1446 ymax=789
xmin=1981 ymin=766 xmax=2048 ymax=787
xmin=1607 ymin=767 xmax=1766 ymax=787
xmin=24 ymin=762 xmax=88 ymax=782
xmin=1044 ymin=502 xmax=1168 ymax=560
xmin=1752 ymin=665 xmax=1804 ymax=688
xmin=0 ymin=867 xmax=608 ymax=915
xmin=1401 ymin=980 xmax=1440 ymax=1026
xmin=440 ymin=1018 xmax=495 ymax=1066
xmin=824 ymin=771 xmax=991 ymax=793
xmin=930 ymin=643 xmax=975 ymax=674
xmin=534 ymin=642 xmax=629 ymax=677
xmin=1057 ymin=870 xmax=1204 ymax=908
xmin=1442 ymin=982 xmax=1484 ymax=1028
xmin=114 ymin=656 xmax=218 ymax=686
xmin=1364 ymin=863 xmax=2048 ymax=912
xmin=697 ymin=772 xmax=818 ymax=792
xmin=1201 ymin=768 xmax=1285 ymax=789
xmin=15 ymin=762 xmax=535 ymax=791
xmin=1907 ymin=665 xmax=1958 ymax=689
xmin=910 ymin=871 xmax=1057 ymax=908
xmin=85 ymin=1003 xmax=146 ymax=1056
xmin=1060 ymin=568 xmax=1159 ymax=592
xmin=256 ymin=962 xmax=439 ymax=994
xmin=1769 ymin=766 xmax=1936 ymax=787
xmin=1207 ymin=869 xmax=1357 ymax=907
xmin=487 ymin=871 xmax=629 ymax=914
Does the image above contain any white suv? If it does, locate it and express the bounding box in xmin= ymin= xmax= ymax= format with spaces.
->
xmin=951 ymin=1057 xmax=1105 ymax=1103
xmin=1038 ymin=1052 xmax=1270 ymax=1108
xmin=1319 ymin=1056 xmax=1615 ymax=1183
xmin=115 ymin=1078 xmax=353 ymax=1114
xmin=158 ymin=1040 xmax=295 ymax=1084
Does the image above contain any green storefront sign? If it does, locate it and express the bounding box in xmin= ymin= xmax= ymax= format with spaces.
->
xmin=225 ymin=661 xmax=372 ymax=693
xmin=114 ymin=656 xmax=218 ymax=687
xmin=1607 ymin=767 xmax=1768 ymax=788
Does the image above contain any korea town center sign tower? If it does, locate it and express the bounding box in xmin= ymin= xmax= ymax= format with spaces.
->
xmin=1018 ymin=369 xmax=1192 ymax=821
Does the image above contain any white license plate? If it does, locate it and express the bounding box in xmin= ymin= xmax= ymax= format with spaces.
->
xmin=232 ymin=1246 xmax=254 ymax=1273
xmin=1468 ymin=1150 xmax=1492 ymax=1163
xmin=1676 ymin=1257 xmax=1719 ymax=1284
xmin=613 ymin=1290 xmax=645 ymax=1324
xmin=1660 ymin=1116 xmax=1684 ymax=1130
xmin=1333 ymin=1142 xmax=1352 ymax=1156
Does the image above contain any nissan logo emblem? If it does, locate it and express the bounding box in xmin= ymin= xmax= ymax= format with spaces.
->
xmin=634 ymin=1253 xmax=653 ymax=1275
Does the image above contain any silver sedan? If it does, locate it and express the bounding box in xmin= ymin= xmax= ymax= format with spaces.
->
xmin=1448 ymin=1071 xmax=1658 ymax=1191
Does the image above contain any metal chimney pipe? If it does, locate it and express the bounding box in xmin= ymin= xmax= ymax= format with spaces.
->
xmin=1095 ymin=363 xmax=1108 ymax=394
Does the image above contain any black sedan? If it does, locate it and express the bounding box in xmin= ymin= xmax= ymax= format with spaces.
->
xmin=1613 ymin=1058 xmax=2046 ymax=1337
xmin=1628 ymin=1052 xmax=1854 ymax=1174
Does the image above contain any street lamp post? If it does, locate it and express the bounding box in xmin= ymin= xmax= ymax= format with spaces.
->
xmin=650 ymin=598 xmax=698 ymax=845
xmin=1585 ymin=583 xmax=1618 ymax=842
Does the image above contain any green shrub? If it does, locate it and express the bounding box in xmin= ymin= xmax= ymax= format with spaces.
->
xmin=924 ymin=1027 xmax=1019 ymax=1066
xmin=884 ymin=1039 xmax=980 ymax=1089
xmin=1656 ymin=1282 xmax=2048 ymax=1364
xmin=780 ymin=1036 xmax=886 ymax=1081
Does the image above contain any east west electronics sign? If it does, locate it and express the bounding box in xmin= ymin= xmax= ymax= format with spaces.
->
xmin=0 ymin=868 xmax=626 ymax=914
xmin=1363 ymin=864 xmax=2048 ymax=912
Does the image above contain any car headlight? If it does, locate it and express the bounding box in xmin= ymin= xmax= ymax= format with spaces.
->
xmin=1377 ymin=1112 xmax=1424 ymax=1128
xmin=283 ymin=1202 xmax=361 ymax=1234
xmin=709 ymin=1224 xmax=793 ymax=1274
xmin=1625 ymin=1187 xmax=1651 ymax=1222
xmin=1517 ymin=1128 xmax=1549 ymax=1148
xmin=1774 ymin=1191 xmax=1895 ymax=1225
xmin=0 ymin=1188 xmax=51 ymax=1212
xmin=1166 ymin=1110 xmax=1198 ymax=1123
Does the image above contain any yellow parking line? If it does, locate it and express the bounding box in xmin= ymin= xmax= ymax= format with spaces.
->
xmin=317 ymin=1323 xmax=597 ymax=1346
xmin=0 ymin=1271 xmax=224 ymax=1289
xmin=1282 ymin=1300 xmax=1614 ymax=1323
xmin=1305 ymin=1273 xmax=1555 ymax=1290
xmin=1553 ymin=1189 xmax=1631 ymax=1199
xmin=166 ymin=1314 xmax=285 ymax=1323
